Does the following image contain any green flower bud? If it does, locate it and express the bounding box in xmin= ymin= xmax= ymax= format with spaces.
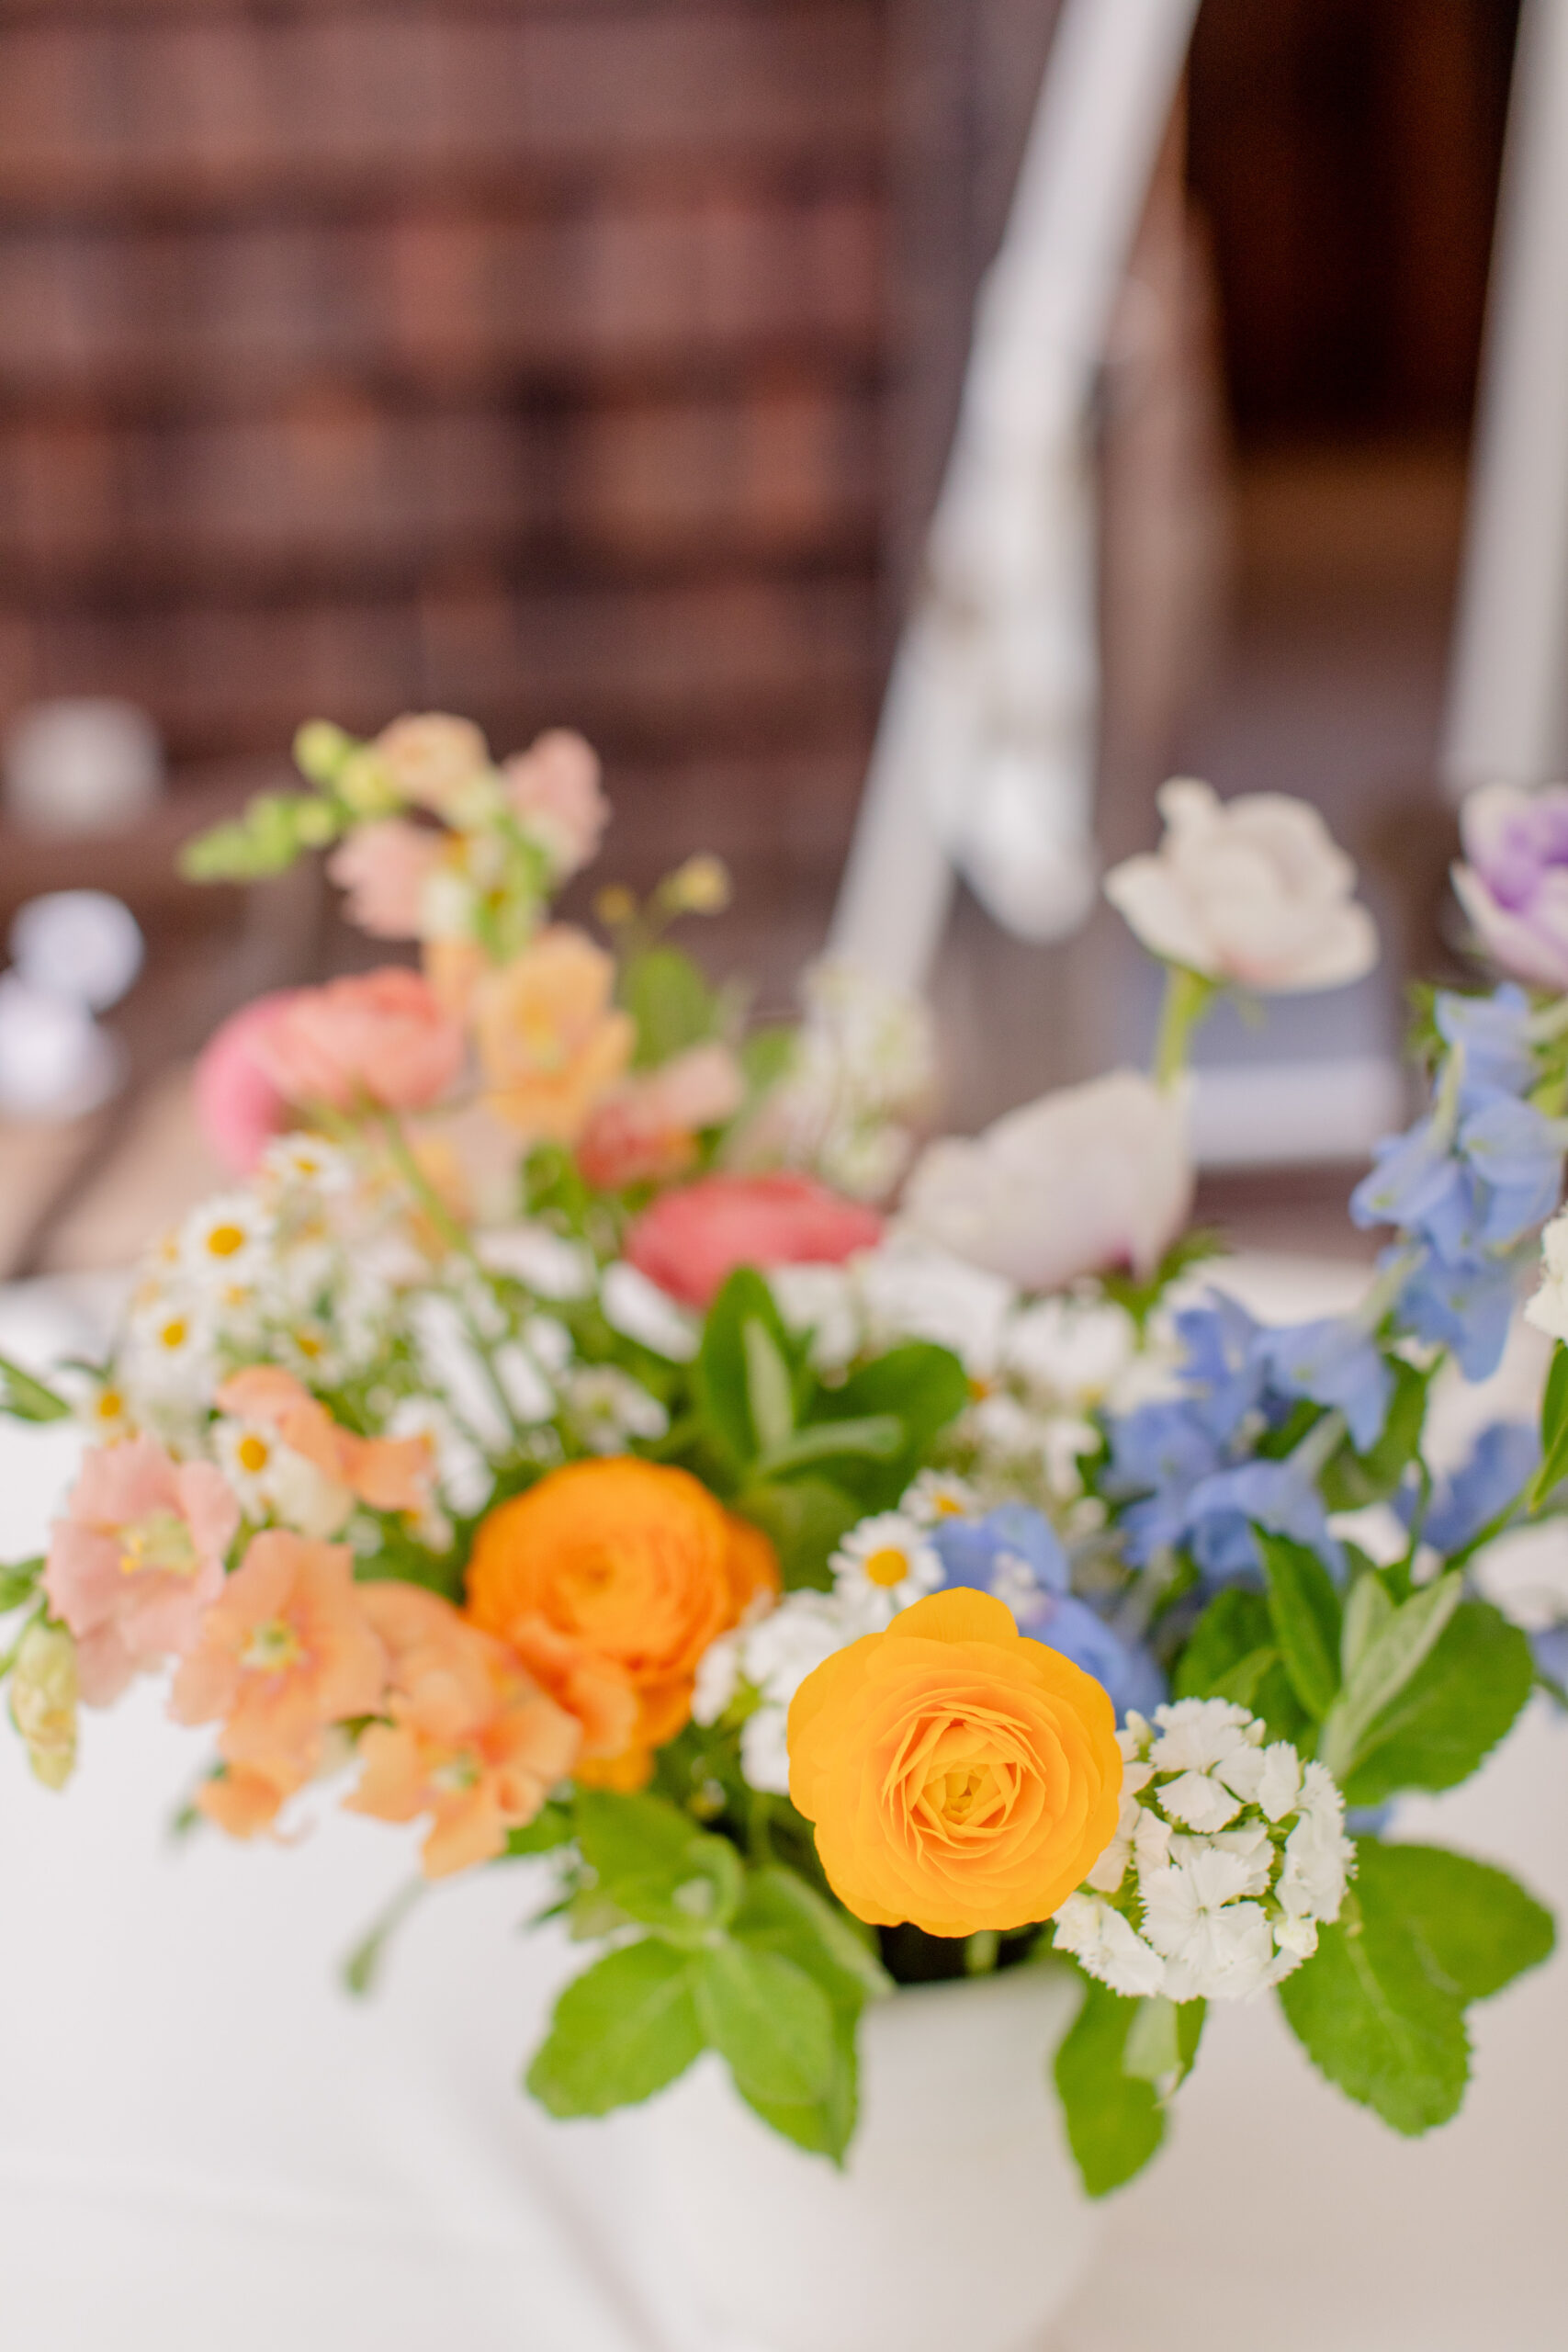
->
xmin=10 ymin=1620 xmax=77 ymax=1792
xmin=293 ymin=719 xmax=357 ymax=787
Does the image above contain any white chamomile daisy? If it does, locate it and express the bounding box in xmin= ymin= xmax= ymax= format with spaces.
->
xmin=180 ymin=1193 xmax=274 ymax=1292
xmin=258 ymin=1134 xmax=354 ymax=1197
xmin=211 ymin=1417 xmax=353 ymax=1540
xmin=129 ymin=1291 xmax=212 ymax=1382
xmin=76 ymin=1373 xmax=135 ymax=1444
xmin=902 ymin=1469 xmax=978 ymax=1527
xmin=829 ymin=1510 xmax=942 ymax=1617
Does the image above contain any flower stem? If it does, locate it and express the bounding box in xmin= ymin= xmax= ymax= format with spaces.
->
xmin=1152 ymin=966 xmax=1215 ymax=1090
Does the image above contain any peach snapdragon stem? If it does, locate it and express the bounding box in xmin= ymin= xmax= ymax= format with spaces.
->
xmin=1151 ymin=965 xmax=1215 ymax=1090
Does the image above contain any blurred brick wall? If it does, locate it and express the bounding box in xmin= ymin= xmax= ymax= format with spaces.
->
xmin=0 ymin=0 xmax=886 ymax=885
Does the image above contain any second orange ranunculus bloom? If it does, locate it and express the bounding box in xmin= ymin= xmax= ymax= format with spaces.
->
xmin=787 ymin=1589 xmax=1123 ymax=1939
xmin=465 ymin=1457 xmax=778 ymax=1781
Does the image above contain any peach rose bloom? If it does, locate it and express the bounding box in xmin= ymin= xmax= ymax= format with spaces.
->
xmin=217 ymin=1366 xmax=434 ymax=1518
xmin=374 ymin=712 xmax=491 ymax=815
xmin=349 ymin=1584 xmax=581 ymax=1875
xmin=192 ymin=990 xmax=301 ymax=1176
xmin=44 ymin=1436 xmax=240 ymax=1706
xmin=503 ymin=729 xmax=609 ymax=878
xmin=328 ymin=819 xmax=444 ymax=940
xmin=576 ymin=1042 xmax=745 ymax=1192
xmin=171 ymin=1530 xmax=387 ymax=1783
xmin=626 ymin=1171 xmax=883 ymax=1308
xmin=788 ymin=1589 xmax=1122 ymax=1939
xmin=255 ymin=967 xmax=465 ymax=1115
xmin=474 ymin=926 xmax=634 ymax=1143
xmin=466 ymin=1459 xmax=778 ymax=1766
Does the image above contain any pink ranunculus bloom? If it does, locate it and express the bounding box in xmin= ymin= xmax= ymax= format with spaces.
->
xmin=626 ymin=1172 xmax=884 ymax=1309
xmin=193 ymin=991 xmax=302 ymax=1176
xmin=327 ymin=819 xmax=445 ymax=941
xmin=502 ymin=729 xmax=609 ymax=879
xmin=1452 ymin=783 xmax=1568 ymax=990
xmin=255 ymin=967 xmax=465 ymax=1114
xmin=44 ymin=1436 xmax=241 ymax=1706
xmin=576 ymin=1042 xmax=745 ymax=1192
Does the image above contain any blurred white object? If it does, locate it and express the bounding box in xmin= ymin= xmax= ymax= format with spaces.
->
xmin=1 ymin=698 xmax=164 ymax=836
xmin=0 ymin=976 xmax=123 ymax=1119
xmin=1443 ymin=0 xmax=1568 ymax=794
xmin=10 ymin=891 xmax=144 ymax=1013
xmin=831 ymin=0 xmax=1201 ymax=987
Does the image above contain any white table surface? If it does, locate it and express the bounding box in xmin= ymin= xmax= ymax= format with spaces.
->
xmin=1 ymin=1262 xmax=1563 ymax=2352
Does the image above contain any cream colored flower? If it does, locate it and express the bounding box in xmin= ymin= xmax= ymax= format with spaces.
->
xmin=1104 ymin=778 xmax=1378 ymax=992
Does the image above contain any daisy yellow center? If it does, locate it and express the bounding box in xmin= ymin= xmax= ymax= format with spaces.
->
xmin=205 ymin=1224 xmax=247 ymax=1259
xmin=119 ymin=1510 xmax=199 ymax=1580
xmin=96 ymin=1389 xmax=125 ymax=1423
xmin=864 ymin=1545 xmax=910 ymax=1589
xmin=243 ymin=1619 xmax=302 ymax=1673
xmin=292 ymin=1329 xmax=324 ymax=1360
xmin=157 ymin=1317 xmax=189 ymax=1351
xmin=236 ymin=1433 xmax=271 ymax=1474
xmin=932 ymin=1493 xmax=965 ymax=1517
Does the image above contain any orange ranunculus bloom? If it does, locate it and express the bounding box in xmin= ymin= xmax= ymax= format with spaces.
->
xmin=349 ymin=1584 xmax=581 ymax=1877
xmin=472 ymin=925 xmax=634 ymax=1144
xmin=465 ymin=1459 xmax=779 ymax=1769
xmin=788 ymin=1589 xmax=1122 ymax=1939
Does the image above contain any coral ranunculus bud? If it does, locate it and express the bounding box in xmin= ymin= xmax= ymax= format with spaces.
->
xmin=787 ymin=1589 xmax=1122 ymax=1939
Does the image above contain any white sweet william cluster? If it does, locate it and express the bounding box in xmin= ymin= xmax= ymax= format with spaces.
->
xmin=1053 ymin=1698 xmax=1355 ymax=2002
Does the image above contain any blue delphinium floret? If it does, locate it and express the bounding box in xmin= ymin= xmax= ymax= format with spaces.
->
xmin=930 ymin=1501 xmax=1070 ymax=1598
xmin=1402 ymin=1419 xmax=1540 ymax=1555
xmin=1253 ymin=1316 xmax=1391 ymax=1453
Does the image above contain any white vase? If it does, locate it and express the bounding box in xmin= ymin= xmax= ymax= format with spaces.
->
xmin=646 ymin=1963 xmax=1106 ymax=2352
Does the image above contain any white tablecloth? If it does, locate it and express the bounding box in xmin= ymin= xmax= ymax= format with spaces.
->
xmin=1 ymin=1264 xmax=1563 ymax=2351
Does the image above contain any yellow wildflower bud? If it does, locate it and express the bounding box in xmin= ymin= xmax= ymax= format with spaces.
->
xmin=666 ymin=855 xmax=731 ymax=915
xmin=292 ymin=719 xmax=355 ymax=787
xmin=595 ymin=885 xmax=638 ymax=930
xmin=10 ymin=1621 xmax=78 ymax=1792
xmin=336 ymin=748 xmax=402 ymax=818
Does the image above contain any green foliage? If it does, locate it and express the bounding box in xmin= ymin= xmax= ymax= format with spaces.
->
xmin=1328 ymin=1597 xmax=1533 ymax=1805
xmin=502 ymin=1803 xmax=577 ymax=1858
xmin=179 ymin=789 xmax=342 ymax=882
xmin=1320 ymin=1357 xmax=1432 ymax=1510
xmin=807 ymin=1344 xmax=971 ymax=1510
xmin=694 ymin=1939 xmax=836 ymax=2108
xmin=1100 ymin=1228 xmax=1228 ymax=1332
xmin=0 ymin=1354 xmax=70 ymax=1425
xmin=694 ymin=1271 xmax=810 ymax=1474
xmin=1171 ymin=1588 xmax=1308 ymax=1746
xmin=1530 ymin=1340 xmax=1568 ymax=1510
xmin=1256 ymin=1529 xmax=1343 ymax=1722
xmin=1053 ymin=1971 xmax=1168 ymax=2197
xmin=620 ymin=944 xmax=720 ymax=1069
xmin=1277 ymin=1839 xmax=1552 ymax=2136
xmin=1122 ymin=1993 xmax=1206 ymax=2091
xmin=733 ymin=1477 xmax=863 ymax=1592
xmin=527 ymin=1940 xmax=706 ymax=2118
xmin=0 ymin=1558 xmax=43 ymax=1613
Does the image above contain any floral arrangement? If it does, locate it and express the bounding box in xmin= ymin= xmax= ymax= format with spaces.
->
xmin=1 ymin=719 xmax=1562 ymax=2202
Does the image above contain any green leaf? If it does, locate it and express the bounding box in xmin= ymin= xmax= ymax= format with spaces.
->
xmin=1277 ymin=1876 xmax=1471 ymax=2136
xmin=502 ymin=1801 xmax=577 ymax=1857
xmin=1054 ymin=1970 xmax=1167 ymax=2198
xmin=727 ymin=1868 xmax=885 ymax=2162
xmin=1320 ymin=1357 xmax=1432 ymax=1510
xmin=611 ymin=1834 xmax=745 ymax=1945
xmin=574 ymin=1788 xmax=698 ymax=1887
xmin=694 ymin=1939 xmax=836 ymax=2109
xmin=811 ymin=1343 xmax=969 ymax=1510
xmin=1333 ymin=1597 xmax=1532 ymax=1804
xmin=527 ymin=1939 xmax=705 ymax=2118
xmin=1355 ymin=1840 xmax=1554 ymax=2004
xmin=0 ymin=1557 xmax=43 ymax=1613
xmin=0 ymin=1353 xmax=70 ymax=1424
xmin=695 ymin=1270 xmax=807 ymax=1469
xmin=341 ymin=1879 xmax=426 ymax=1997
xmin=733 ymin=1478 xmax=863 ymax=1592
xmin=621 ymin=945 xmax=718 ymax=1069
xmin=754 ymin=1415 xmax=904 ymax=1480
xmin=1319 ymin=1570 xmax=1464 ymax=1782
xmin=742 ymin=1317 xmax=795 ymax=1454
xmin=1340 ymin=1567 xmax=1395 ymax=1683
xmin=1257 ymin=1529 xmax=1343 ymax=1721
xmin=1122 ymin=1994 xmax=1206 ymax=2090
xmin=1530 ymin=1340 xmax=1568 ymax=1510
xmin=1172 ymin=1588 xmax=1308 ymax=1745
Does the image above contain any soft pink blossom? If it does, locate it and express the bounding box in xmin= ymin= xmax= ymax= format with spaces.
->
xmin=44 ymin=1436 xmax=240 ymax=1705
xmin=1452 ymin=783 xmax=1568 ymax=989
xmin=255 ymin=967 xmax=465 ymax=1114
xmin=373 ymin=713 xmax=491 ymax=815
xmin=626 ymin=1172 xmax=883 ymax=1308
xmin=503 ymin=729 xmax=609 ymax=878
xmin=577 ymin=1043 xmax=745 ymax=1191
xmin=193 ymin=991 xmax=301 ymax=1176
xmin=327 ymin=820 xmax=444 ymax=940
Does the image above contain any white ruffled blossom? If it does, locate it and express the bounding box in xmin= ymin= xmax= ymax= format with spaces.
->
xmin=1103 ymin=777 xmax=1378 ymax=993
xmin=1526 ymin=1207 xmax=1568 ymax=1347
xmin=1055 ymin=1701 xmax=1355 ymax=2004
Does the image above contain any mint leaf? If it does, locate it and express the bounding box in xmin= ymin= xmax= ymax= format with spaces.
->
xmin=527 ymin=1939 xmax=704 ymax=2117
xmin=1320 ymin=1570 xmax=1464 ymax=1782
xmin=1357 ymin=1840 xmax=1554 ymax=2003
xmin=1321 ymin=1355 xmax=1431 ymax=1510
xmin=1337 ymin=1598 xmax=1533 ymax=1805
xmin=1054 ymin=1970 xmax=1167 ymax=2198
xmin=694 ymin=1939 xmax=836 ymax=2109
xmin=611 ymin=1833 xmax=744 ymax=1945
xmin=727 ymin=1870 xmax=881 ymax=2162
xmin=695 ymin=1270 xmax=808 ymax=1470
xmin=1276 ymin=1880 xmax=1470 ymax=2135
xmin=1257 ymin=1528 xmax=1342 ymax=1720
xmin=732 ymin=1477 xmax=862 ymax=1592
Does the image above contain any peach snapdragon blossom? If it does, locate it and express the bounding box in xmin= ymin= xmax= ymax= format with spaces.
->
xmin=217 ymin=1366 xmax=434 ymax=1520
xmin=349 ymin=1584 xmax=581 ymax=1875
xmin=576 ymin=1042 xmax=745 ymax=1191
xmin=474 ymin=926 xmax=634 ymax=1143
xmin=502 ymin=729 xmax=608 ymax=879
xmin=171 ymin=1532 xmax=388 ymax=1802
xmin=373 ymin=713 xmax=491 ymax=817
xmin=255 ymin=967 xmax=464 ymax=1114
xmin=44 ymin=1436 xmax=240 ymax=1705
xmin=327 ymin=819 xmax=444 ymax=940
